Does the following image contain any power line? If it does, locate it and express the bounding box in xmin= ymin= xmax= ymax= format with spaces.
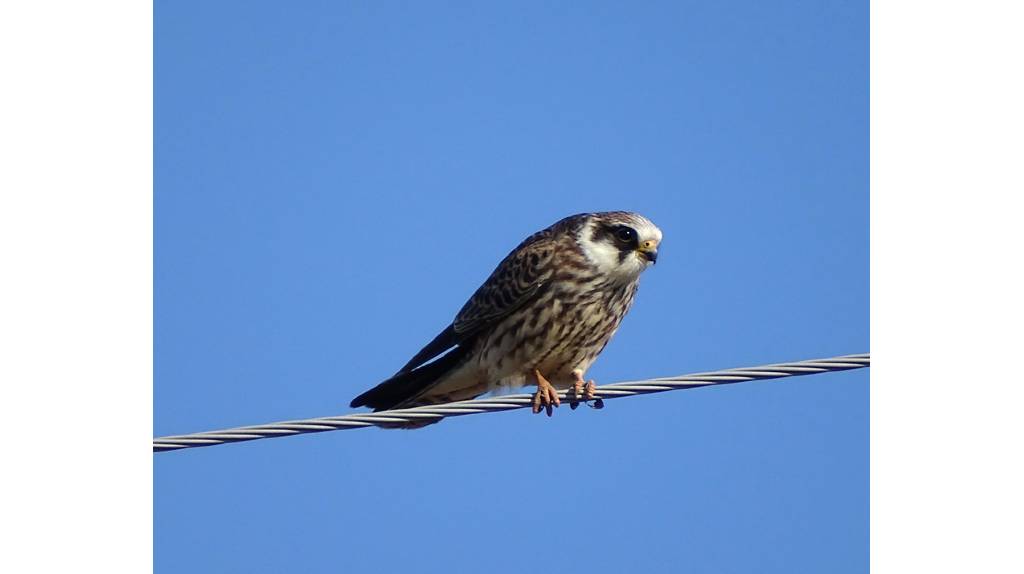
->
xmin=154 ymin=352 xmax=869 ymax=453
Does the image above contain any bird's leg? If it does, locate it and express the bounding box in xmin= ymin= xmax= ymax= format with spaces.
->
xmin=569 ymin=369 xmax=604 ymax=410
xmin=531 ymin=369 xmax=560 ymax=416
xmin=587 ymin=381 xmax=604 ymax=409
xmin=569 ymin=369 xmax=585 ymax=410
xmin=577 ymin=369 xmax=604 ymax=410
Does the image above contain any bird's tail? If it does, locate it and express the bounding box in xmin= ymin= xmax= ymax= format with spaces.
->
xmin=350 ymin=345 xmax=469 ymax=411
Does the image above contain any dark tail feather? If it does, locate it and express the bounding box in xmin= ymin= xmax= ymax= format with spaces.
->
xmin=395 ymin=325 xmax=459 ymax=375
xmin=350 ymin=346 xmax=469 ymax=411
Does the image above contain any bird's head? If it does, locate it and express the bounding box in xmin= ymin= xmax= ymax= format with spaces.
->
xmin=577 ymin=211 xmax=662 ymax=280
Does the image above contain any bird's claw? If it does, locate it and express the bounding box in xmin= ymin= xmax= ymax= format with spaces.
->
xmin=569 ymin=378 xmax=584 ymax=410
xmin=569 ymin=372 xmax=604 ymax=410
xmin=583 ymin=380 xmax=604 ymax=408
xmin=532 ymin=370 xmax=560 ymax=416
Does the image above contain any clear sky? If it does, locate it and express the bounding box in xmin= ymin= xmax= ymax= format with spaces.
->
xmin=155 ymin=1 xmax=867 ymax=572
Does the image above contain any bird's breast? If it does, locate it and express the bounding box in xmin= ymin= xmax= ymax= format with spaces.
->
xmin=475 ymin=278 xmax=639 ymax=387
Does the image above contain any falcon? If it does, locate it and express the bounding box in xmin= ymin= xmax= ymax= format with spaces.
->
xmin=350 ymin=211 xmax=662 ymax=423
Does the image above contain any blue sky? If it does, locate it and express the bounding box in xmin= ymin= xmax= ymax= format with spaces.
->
xmin=155 ymin=1 xmax=867 ymax=572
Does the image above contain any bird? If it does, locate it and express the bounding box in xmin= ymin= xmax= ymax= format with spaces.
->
xmin=350 ymin=211 xmax=662 ymax=424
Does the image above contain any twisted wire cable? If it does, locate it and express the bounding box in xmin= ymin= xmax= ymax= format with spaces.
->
xmin=154 ymin=352 xmax=869 ymax=453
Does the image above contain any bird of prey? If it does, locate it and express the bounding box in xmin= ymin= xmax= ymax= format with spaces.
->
xmin=350 ymin=211 xmax=662 ymax=423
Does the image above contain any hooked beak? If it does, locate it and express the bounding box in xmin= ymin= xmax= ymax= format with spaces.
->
xmin=637 ymin=240 xmax=659 ymax=264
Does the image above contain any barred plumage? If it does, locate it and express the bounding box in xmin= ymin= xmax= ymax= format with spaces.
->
xmin=350 ymin=211 xmax=662 ymax=423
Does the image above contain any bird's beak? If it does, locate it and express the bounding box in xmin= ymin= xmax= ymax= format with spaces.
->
xmin=637 ymin=240 xmax=659 ymax=264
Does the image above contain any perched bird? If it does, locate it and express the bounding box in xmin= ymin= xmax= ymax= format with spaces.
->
xmin=350 ymin=211 xmax=662 ymax=422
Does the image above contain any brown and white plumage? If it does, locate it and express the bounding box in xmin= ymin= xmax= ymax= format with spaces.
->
xmin=350 ymin=211 xmax=662 ymax=420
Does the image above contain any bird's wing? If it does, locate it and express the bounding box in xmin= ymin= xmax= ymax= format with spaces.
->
xmin=453 ymin=234 xmax=557 ymax=335
xmin=393 ymin=230 xmax=560 ymax=374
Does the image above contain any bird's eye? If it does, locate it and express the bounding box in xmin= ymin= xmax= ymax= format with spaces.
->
xmin=615 ymin=227 xmax=637 ymax=243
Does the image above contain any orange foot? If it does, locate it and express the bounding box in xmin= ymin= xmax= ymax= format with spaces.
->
xmin=570 ymin=369 xmax=604 ymax=410
xmin=531 ymin=369 xmax=560 ymax=416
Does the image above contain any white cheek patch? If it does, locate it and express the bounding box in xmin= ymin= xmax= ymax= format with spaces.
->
xmin=577 ymin=222 xmax=645 ymax=280
xmin=580 ymin=236 xmax=623 ymax=272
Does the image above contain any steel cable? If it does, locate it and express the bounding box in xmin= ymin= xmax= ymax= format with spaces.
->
xmin=154 ymin=352 xmax=869 ymax=453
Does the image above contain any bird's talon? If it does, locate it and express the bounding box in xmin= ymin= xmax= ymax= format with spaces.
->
xmin=532 ymin=369 xmax=560 ymax=416
xmin=569 ymin=380 xmax=583 ymax=409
